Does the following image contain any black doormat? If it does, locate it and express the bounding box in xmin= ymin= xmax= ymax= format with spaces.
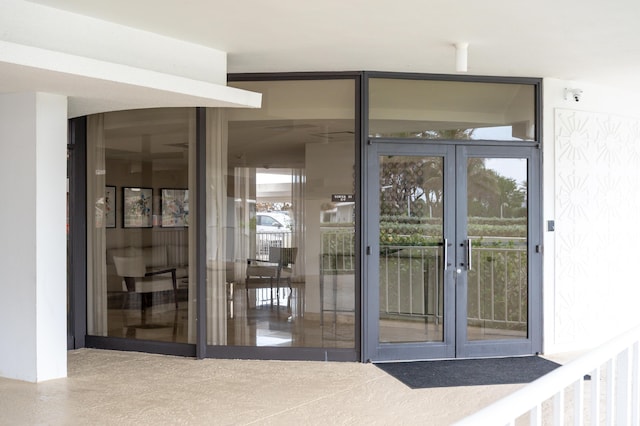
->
xmin=376 ymin=356 xmax=561 ymax=389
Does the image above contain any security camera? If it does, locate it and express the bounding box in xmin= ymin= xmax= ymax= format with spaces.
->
xmin=572 ymin=89 xmax=583 ymax=102
xmin=565 ymin=88 xmax=583 ymax=102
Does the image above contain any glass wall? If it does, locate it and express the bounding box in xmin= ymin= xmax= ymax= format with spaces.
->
xmin=369 ymin=78 xmax=535 ymax=141
xmin=78 ymin=73 xmax=538 ymax=360
xmin=86 ymin=108 xmax=196 ymax=344
xmin=209 ymin=79 xmax=357 ymax=349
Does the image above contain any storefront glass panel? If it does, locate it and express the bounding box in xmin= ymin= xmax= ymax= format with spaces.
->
xmin=369 ymin=78 xmax=535 ymax=141
xmin=86 ymin=108 xmax=196 ymax=344
xmin=210 ymin=79 xmax=357 ymax=348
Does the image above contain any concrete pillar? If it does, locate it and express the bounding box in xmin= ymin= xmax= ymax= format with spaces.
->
xmin=0 ymin=92 xmax=68 ymax=382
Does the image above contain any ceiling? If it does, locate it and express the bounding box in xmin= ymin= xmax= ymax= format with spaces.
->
xmin=17 ymin=1 xmax=640 ymax=169
xmin=25 ymin=0 xmax=640 ymax=90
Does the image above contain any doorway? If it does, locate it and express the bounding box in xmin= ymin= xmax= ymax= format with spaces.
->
xmin=364 ymin=141 xmax=541 ymax=362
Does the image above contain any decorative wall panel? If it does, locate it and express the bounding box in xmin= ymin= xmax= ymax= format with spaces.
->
xmin=555 ymin=108 xmax=640 ymax=346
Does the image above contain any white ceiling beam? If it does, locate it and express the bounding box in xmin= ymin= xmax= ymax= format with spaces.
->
xmin=0 ymin=0 xmax=261 ymax=116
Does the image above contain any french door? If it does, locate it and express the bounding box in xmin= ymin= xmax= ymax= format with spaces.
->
xmin=364 ymin=142 xmax=541 ymax=362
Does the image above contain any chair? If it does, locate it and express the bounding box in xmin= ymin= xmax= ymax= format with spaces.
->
xmin=245 ymin=247 xmax=298 ymax=305
xmin=269 ymin=247 xmax=297 ymax=289
xmin=113 ymin=255 xmax=178 ymax=325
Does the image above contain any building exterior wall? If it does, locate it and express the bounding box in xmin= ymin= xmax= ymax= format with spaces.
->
xmin=543 ymin=78 xmax=640 ymax=354
xmin=0 ymin=92 xmax=67 ymax=382
xmin=6 ymin=72 xmax=640 ymax=382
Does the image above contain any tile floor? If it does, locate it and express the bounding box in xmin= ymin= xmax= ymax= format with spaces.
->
xmin=0 ymin=348 xmax=545 ymax=426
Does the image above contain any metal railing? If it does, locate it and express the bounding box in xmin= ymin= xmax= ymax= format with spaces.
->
xmin=315 ymin=228 xmax=528 ymax=329
xmin=255 ymin=231 xmax=292 ymax=260
xmin=379 ymin=245 xmax=443 ymax=324
xmin=467 ymin=239 xmax=527 ymax=331
xmin=455 ymin=324 xmax=640 ymax=425
xmin=379 ymin=239 xmax=527 ymax=330
xmin=320 ymin=227 xmax=356 ymax=326
xmin=320 ymin=226 xmax=355 ymax=273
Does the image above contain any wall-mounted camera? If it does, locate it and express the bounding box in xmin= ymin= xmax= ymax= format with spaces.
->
xmin=564 ymin=88 xmax=583 ymax=102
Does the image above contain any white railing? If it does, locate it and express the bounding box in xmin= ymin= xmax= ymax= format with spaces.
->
xmin=319 ymin=226 xmax=356 ymax=326
xmin=455 ymin=324 xmax=640 ymax=426
xmin=378 ymin=241 xmax=527 ymax=330
xmin=255 ymin=231 xmax=292 ymax=260
xmin=467 ymin=241 xmax=527 ymax=330
xmin=316 ymin=229 xmax=528 ymax=329
xmin=379 ymin=245 xmax=443 ymax=322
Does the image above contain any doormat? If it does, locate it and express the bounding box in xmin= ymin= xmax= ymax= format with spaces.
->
xmin=375 ymin=356 xmax=562 ymax=389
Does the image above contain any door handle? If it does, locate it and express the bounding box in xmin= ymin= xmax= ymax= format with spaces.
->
xmin=442 ymin=238 xmax=450 ymax=271
xmin=466 ymin=238 xmax=472 ymax=271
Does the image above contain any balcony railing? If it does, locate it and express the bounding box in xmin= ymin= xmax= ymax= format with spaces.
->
xmin=255 ymin=231 xmax=292 ymax=260
xmin=315 ymin=228 xmax=528 ymax=328
xmin=315 ymin=227 xmax=528 ymax=332
xmin=320 ymin=227 xmax=355 ymax=273
xmin=320 ymin=227 xmax=356 ymax=325
xmin=456 ymin=323 xmax=640 ymax=425
xmin=467 ymin=238 xmax=527 ymax=332
xmin=379 ymin=245 xmax=443 ymax=323
xmin=379 ymin=238 xmax=527 ymax=330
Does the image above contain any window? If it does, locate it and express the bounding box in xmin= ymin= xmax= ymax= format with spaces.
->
xmin=369 ymin=78 xmax=535 ymax=141
xmin=213 ymin=79 xmax=357 ymax=349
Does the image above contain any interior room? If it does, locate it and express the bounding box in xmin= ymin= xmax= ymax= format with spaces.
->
xmin=224 ymin=78 xmax=357 ymax=349
xmin=86 ymin=79 xmax=358 ymax=350
xmin=87 ymin=108 xmax=196 ymax=343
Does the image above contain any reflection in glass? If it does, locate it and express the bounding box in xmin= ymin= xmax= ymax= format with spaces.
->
xmin=222 ymin=79 xmax=356 ymax=348
xmin=369 ymin=78 xmax=535 ymax=141
xmin=378 ymin=155 xmax=444 ymax=343
xmin=466 ymin=158 xmax=528 ymax=341
xmin=87 ymin=108 xmax=195 ymax=343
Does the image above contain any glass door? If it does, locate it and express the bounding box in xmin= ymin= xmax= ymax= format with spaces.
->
xmin=364 ymin=142 xmax=541 ymax=362
xmin=455 ymin=145 xmax=541 ymax=358
xmin=365 ymin=143 xmax=456 ymax=361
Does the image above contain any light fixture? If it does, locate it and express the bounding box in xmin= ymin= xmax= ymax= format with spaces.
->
xmin=454 ymin=42 xmax=469 ymax=72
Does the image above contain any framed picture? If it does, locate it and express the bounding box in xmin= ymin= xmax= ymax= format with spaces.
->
xmin=105 ymin=186 xmax=116 ymax=228
xmin=123 ymin=187 xmax=153 ymax=228
xmin=161 ymin=188 xmax=189 ymax=227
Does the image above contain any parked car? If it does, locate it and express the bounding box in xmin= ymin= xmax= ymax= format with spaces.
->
xmin=256 ymin=212 xmax=292 ymax=233
xmin=256 ymin=212 xmax=292 ymax=257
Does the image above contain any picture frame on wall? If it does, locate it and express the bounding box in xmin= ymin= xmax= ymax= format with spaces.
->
xmin=105 ymin=185 xmax=116 ymax=228
xmin=123 ymin=187 xmax=153 ymax=228
xmin=161 ymin=188 xmax=189 ymax=227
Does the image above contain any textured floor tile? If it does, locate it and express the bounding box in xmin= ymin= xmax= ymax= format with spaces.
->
xmin=0 ymin=349 xmax=532 ymax=426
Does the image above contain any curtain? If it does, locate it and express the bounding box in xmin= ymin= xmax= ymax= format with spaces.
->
xmin=86 ymin=114 xmax=108 ymax=336
xmin=206 ymin=108 xmax=228 ymax=345
xmin=291 ymin=168 xmax=305 ymax=279
xmin=233 ymin=167 xmax=252 ymax=284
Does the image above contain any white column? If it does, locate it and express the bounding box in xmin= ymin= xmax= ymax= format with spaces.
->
xmin=0 ymin=92 xmax=68 ymax=382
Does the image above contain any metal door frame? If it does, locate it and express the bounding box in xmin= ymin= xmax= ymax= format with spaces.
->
xmin=363 ymin=141 xmax=542 ymax=362
xmin=455 ymin=145 xmax=542 ymax=359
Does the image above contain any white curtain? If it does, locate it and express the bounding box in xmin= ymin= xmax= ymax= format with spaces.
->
xmin=291 ymin=168 xmax=305 ymax=279
xmin=233 ymin=167 xmax=252 ymax=283
xmin=86 ymin=114 xmax=108 ymax=336
xmin=206 ymin=108 xmax=228 ymax=345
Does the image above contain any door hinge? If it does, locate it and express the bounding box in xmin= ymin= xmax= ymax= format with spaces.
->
xmin=536 ymin=245 xmax=543 ymax=254
xmin=366 ymin=246 xmax=371 ymax=255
